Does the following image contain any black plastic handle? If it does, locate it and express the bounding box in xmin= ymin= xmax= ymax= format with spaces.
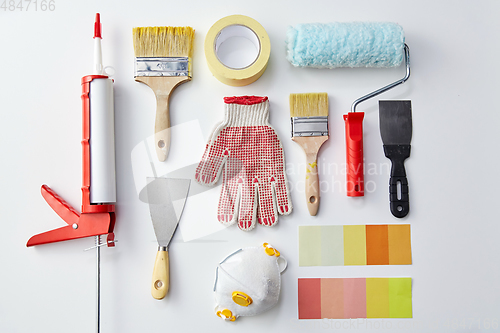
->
xmin=383 ymin=145 xmax=411 ymax=218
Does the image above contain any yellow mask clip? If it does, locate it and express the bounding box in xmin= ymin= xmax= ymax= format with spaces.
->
xmin=217 ymin=309 xmax=236 ymax=321
xmin=263 ymin=243 xmax=280 ymax=257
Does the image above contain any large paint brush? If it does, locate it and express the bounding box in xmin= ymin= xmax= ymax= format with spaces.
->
xmin=133 ymin=26 xmax=194 ymax=161
xmin=290 ymin=93 xmax=329 ymax=216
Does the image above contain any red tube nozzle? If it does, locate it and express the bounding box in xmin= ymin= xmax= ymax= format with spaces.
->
xmin=94 ymin=13 xmax=102 ymax=39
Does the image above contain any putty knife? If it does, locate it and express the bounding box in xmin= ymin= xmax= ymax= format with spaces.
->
xmin=379 ymin=100 xmax=412 ymax=218
xmin=146 ymin=177 xmax=190 ymax=299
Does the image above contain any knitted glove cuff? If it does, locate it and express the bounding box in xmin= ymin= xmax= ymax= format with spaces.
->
xmin=223 ymin=96 xmax=269 ymax=127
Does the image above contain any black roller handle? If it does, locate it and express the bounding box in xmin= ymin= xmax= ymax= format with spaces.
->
xmin=383 ymin=145 xmax=411 ymax=218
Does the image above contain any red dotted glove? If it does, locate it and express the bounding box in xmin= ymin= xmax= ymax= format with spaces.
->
xmin=195 ymin=96 xmax=292 ymax=231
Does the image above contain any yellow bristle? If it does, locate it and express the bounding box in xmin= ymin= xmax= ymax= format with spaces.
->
xmin=289 ymin=93 xmax=329 ymax=118
xmin=133 ymin=26 xmax=195 ymax=58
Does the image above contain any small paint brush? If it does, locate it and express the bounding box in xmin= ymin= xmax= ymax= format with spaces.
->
xmin=290 ymin=93 xmax=329 ymax=216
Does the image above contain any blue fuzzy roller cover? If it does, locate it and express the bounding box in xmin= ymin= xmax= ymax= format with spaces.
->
xmin=286 ymin=22 xmax=405 ymax=68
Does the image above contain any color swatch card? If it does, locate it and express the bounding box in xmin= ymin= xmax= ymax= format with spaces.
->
xmin=298 ymin=278 xmax=412 ymax=319
xmin=299 ymin=225 xmax=412 ymax=266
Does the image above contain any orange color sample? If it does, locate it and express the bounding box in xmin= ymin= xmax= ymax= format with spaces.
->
xmin=388 ymin=224 xmax=412 ymax=265
xmin=366 ymin=225 xmax=389 ymax=265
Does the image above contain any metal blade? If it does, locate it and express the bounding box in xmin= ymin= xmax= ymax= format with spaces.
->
xmin=146 ymin=177 xmax=190 ymax=248
xmin=379 ymin=100 xmax=413 ymax=145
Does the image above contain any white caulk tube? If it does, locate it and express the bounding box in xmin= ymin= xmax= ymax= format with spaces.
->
xmin=89 ymin=78 xmax=116 ymax=204
xmin=89 ymin=13 xmax=116 ymax=204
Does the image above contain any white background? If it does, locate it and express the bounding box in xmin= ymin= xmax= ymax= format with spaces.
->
xmin=1 ymin=0 xmax=499 ymax=332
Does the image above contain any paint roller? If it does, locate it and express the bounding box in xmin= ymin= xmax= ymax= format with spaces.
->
xmin=286 ymin=22 xmax=410 ymax=197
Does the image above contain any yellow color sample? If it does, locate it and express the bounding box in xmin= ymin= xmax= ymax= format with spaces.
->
xmin=343 ymin=225 xmax=367 ymax=265
xmin=366 ymin=278 xmax=390 ymax=318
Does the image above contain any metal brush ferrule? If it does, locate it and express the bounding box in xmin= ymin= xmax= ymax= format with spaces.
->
xmin=291 ymin=116 xmax=329 ymax=137
xmin=134 ymin=57 xmax=191 ymax=77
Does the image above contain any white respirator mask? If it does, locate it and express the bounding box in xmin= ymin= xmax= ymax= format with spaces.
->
xmin=213 ymin=243 xmax=287 ymax=321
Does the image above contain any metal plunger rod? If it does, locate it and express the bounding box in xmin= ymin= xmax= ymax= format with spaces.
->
xmin=96 ymin=235 xmax=101 ymax=333
xmin=351 ymin=44 xmax=410 ymax=112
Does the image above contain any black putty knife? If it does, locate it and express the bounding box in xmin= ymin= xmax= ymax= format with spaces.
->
xmin=379 ymin=100 xmax=412 ymax=218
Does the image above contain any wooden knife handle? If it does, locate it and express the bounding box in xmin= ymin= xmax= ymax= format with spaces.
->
xmin=151 ymin=247 xmax=169 ymax=299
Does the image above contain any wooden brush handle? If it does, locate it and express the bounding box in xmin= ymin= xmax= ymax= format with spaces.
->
xmin=154 ymin=94 xmax=171 ymax=162
xmin=151 ymin=247 xmax=169 ymax=300
xmin=292 ymin=136 xmax=328 ymax=216
xmin=135 ymin=76 xmax=191 ymax=162
xmin=305 ymin=151 xmax=320 ymax=215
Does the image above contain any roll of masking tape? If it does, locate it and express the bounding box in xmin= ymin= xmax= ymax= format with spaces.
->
xmin=205 ymin=15 xmax=271 ymax=87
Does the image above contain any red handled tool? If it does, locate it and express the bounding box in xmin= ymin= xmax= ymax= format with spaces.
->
xmin=343 ymin=112 xmax=364 ymax=196
xmin=27 ymin=184 xmax=115 ymax=247
xmin=27 ymin=14 xmax=116 ymax=333
xmin=27 ymin=13 xmax=116 ymax=248
xmin=27 ymin=74 xmax=116 ymax=247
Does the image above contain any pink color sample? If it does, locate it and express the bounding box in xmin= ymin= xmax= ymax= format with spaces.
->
xmin=321 ymin=278 xmax=344 ymax=318
xmin=343 ymin=278 xmax=366 ymax=318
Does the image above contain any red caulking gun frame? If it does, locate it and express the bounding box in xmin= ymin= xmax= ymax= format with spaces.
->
xmin=27 ymin=14 xmax=116 ymax=248
xmin=27 ymin=14 xmax=116 ymax=333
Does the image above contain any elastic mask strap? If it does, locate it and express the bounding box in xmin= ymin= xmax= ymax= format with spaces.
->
xmin=277 ymin=256 xmax=287 ymax=273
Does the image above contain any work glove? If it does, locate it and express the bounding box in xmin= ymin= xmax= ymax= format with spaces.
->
xmin=195 ymin=96 xmax=292 ymax=231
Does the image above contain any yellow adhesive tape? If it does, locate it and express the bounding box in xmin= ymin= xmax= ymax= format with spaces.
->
xmin=204 ymin=15 xmax=271 ymax=87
